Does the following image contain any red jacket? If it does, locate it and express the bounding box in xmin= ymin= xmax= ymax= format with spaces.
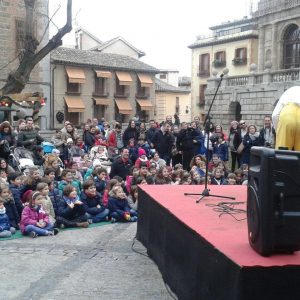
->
xmin=20 ymin=205 xmax=50 ymax=233
xmin=108 ymin=131 xmax=117 ymax=147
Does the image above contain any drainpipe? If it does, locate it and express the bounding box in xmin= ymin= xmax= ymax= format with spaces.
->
xmin=51 ymin=65 xmax=57 ymax=129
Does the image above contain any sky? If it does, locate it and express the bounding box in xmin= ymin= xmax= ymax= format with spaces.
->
xmin=49 ymin=0 xmax=259 ymax=77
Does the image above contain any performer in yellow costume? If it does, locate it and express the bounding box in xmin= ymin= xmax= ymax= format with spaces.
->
xmin=272 ymin=86 xmax=300 ymax=151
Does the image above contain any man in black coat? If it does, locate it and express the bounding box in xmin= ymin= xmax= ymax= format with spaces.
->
xmin=109 ymin=148 xmax=133 ymax=180
xmin=152 ymin=122 xmax=174 ymax=166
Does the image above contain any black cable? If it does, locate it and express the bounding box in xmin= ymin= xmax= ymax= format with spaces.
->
xmin=206 ymin=202 xmax=247 ymax=221
xmin=131 ymin=235 xmax=178 ymax=299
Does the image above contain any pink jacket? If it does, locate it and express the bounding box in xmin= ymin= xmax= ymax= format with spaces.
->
xmin=20 ymin=205 xmax=50 ymax=233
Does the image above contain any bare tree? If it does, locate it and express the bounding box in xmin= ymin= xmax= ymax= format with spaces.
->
xmin=1 ymin=0 xmax=72 ymax=96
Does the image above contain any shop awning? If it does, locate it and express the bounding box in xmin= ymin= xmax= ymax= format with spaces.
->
xmin=116 ymin=71 xmax=133 ymax=85
xmin=65 ymin=66 xmax=86 ymax=84
xmin=64 ymin=96 xmax=85 ymax=112
xmin=93 ymin=97 xmax=111 ymax=106
xmin=136 ymin=99 xmax=153 ymax=111
xmin=115 ymin=99 xmax=133 ymax=114
xmin=137 ymin=73 xmax=153 ymax=87
xmin=95 ymin=70 xmax=112 ymax=78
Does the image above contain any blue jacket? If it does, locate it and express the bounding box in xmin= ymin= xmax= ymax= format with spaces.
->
xmin=214 ymin=142 xmax=229 ymax=162
xmin=94 ymin=177 xmax=106 ymax=195
xmin=0 ymin=213 xmax=11 ymax=231
xmin=57 ymin=195 xmax=86 ymax=220
xmin=49 ymin=188 xmax=62 ymax=215
xmin=3 ymin=198 xmax=20 ymax=228
xmin=108 ymin=196 xmax=131 ymax=218
xmin=80 ymin=192 xmax=106 ymax=215
xmin=9 ymin=184 xmax=24 ymax=216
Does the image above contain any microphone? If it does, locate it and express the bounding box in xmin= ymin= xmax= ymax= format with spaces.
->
xmin=220 ymin=68 xmax=229 ymax=78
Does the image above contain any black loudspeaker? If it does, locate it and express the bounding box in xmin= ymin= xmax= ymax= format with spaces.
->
xmin=247 ymin=147 xmax=300 ymax=256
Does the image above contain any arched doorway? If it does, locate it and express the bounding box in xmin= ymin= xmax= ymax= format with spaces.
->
xmin=283 ymin=24 xmax=300 ymax=69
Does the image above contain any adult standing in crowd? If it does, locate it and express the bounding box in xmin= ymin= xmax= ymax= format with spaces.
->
xmin=228 ymin=121 xmax=240 ymax=172
xmin=146 ymin=120 xmax=158 ymax=149
xmin=152 ymin=122 xmax=174 ymax=166
xmin=241 ymin=125 xmax=261 ymax=165
xmin=61 ymin=123 xmax=78 ymax=145
xmin=110 ymin=148 xmax=133 ymax=180
xmin=107 ymin=123 xmax=124 ymax=153
xmin=17 ymin=117 xmax=44 ymax=151
xmin=259 ymin=115 xmax=276 ymax=148
xmin=84 ymin=125 xmax=96 ymax=150
xmin=123 ymin=120 xmax=139 ymax=147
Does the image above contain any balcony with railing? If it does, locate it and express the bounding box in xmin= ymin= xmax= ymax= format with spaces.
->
xmin=207 ymin=67 xmax=300 ymax=88
xmin=213 ymin=60 xmax=226 ymax=68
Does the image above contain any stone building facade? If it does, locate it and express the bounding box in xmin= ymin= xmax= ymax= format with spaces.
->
xmin=203 ymin=0 xmax=300 ymax=131
xmin=0 ymin=0 xmax=50 ymax=128
xmin=51 ymin=47 xmax=158 ymax=129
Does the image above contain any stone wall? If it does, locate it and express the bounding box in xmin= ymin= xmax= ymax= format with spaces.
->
xmin=204 ymin=74 xmax=297 ymax=131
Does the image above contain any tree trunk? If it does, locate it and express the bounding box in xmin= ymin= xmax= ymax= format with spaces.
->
xmin=0 ymin=0 xmax=72 ymax=96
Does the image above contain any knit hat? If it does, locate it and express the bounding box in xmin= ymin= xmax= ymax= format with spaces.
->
xmin=21 ymin=190 xmax=33 ymax=204
xmin=67 ymin=138 xmax=73 ymax=144
xmin=138 ymin=148 xmax=146 ymax=157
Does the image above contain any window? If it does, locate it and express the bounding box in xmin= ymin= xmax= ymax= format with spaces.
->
xmin=136 ymin=80 xmax=149 ymax=98
xmin=159 ymin=74 xmax=167 ymax=79
xmin=213 ymin=51 xmax=226 ymax=68
xmin=283 ymin=25 xmax=300 ymax=69
xmin=199 ymin=84 xmax=207 ymax=106
xmin=65 ymin=112 xmax=80 ymax=126
xmin=198 ymin=53 xmax=210 ymax=77
xmin=175 ymin=97 xmax=180 ymax=114
xmin=233 ymin=47 xmax=247 ymax=65
xmin=94 ymin=77 xmax=107 ymax=96
xmin=115 ymin=77 xmax=128 ymax=98
xmin=67 ymin=81 xmax=80 ymax=94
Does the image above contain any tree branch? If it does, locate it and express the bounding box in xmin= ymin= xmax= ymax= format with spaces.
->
xmin=1 ymin=0 xmax=72 ymax=96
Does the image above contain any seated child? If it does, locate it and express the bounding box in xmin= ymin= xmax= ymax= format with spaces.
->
xmin=0 ymin=199 xmax=16 ymax=238
xmin=227 ymin=173 xmax=237 ymax=185
xmin=36 ymin=182 xmax=56 ymax=225
xmin=211 ymin=167 xmax=228 ymax=185
xmin=94 ymin=167 xmax=108 ymax=195
xmin=135 ymin=148 xmax=150 ymax=169
xmin=127 ymin=185 xmax=138 ymax=211
xmin=41 ymin=177 xmax=61 ymax=217
xmin=56 ymin=185 xmax=89 ymax=228
xmin=81 ymin=180 xmax=109 ymax=223
xmin=69 ymin=161 xmax=83 ymax=184
xmin=0 ymin=169 xmax=8 ymax=186
xmin=108 ymin=186 xmax=137 ymax=223
xmin=58 ymin=169 xmax=81 ymax=195
xmin=0 ymin=185 xmax=20 ymax=229
xmin=7 ymin=172 xmax=24 ymax=217
xmin=20 ymin=191 xmax=58 ymax=238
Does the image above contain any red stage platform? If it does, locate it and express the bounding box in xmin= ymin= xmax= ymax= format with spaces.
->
xmin=137 ymin=185 xmax=300 ymax=300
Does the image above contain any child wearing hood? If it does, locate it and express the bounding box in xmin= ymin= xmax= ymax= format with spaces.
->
xmin=135 ymin=148 xmax=150 ymax=169
xmin=0 ymin=199 xmax=16 ymax=238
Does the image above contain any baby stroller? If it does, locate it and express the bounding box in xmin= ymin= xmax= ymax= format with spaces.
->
xmin=10 ymin=147 xmax=35 ymax=174
xmin=90 ymin=145 xmax=112 ymax=173
xmin=42 ymin=142 xmax=56 ymax=154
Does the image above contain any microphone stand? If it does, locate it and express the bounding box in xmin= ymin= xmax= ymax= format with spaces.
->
xmin=184 ymin=72 xmax=235 ymax=203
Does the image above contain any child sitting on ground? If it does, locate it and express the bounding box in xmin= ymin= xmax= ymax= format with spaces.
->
xmin=0 ymin=185 xmax=20 ymax=229
xmin=58 ymin=169 xmax=81 ymax=195
xmin=36 ymin=182 xmax=56 ymax=225
xmin=56 ymin=185 xmax=89 ymax=228
xmin=0 ymin=199 xmax=16 ymax=238
xmin=81 ymin=180 xmax=110 ymax=223
xmin=94 ymin=167 xmax=108 ymax=195
xmin=20 ymin=191 xmax=58 ymax=238
xmin=108 ymin=186 xmax=137 ymax=223
xmin=7 ymin=172 xmax=24 ymax=217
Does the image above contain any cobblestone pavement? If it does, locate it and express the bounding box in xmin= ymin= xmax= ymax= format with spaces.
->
xmin=0 ymin=223 xmax=176 ymax=300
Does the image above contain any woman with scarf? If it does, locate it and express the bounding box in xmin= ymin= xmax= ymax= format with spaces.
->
xmin=241 ymin=125 xmax=260 ymax=165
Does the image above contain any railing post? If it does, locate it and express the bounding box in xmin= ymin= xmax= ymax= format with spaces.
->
xmin=263 ymin=70 xmax=272 ymax=84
